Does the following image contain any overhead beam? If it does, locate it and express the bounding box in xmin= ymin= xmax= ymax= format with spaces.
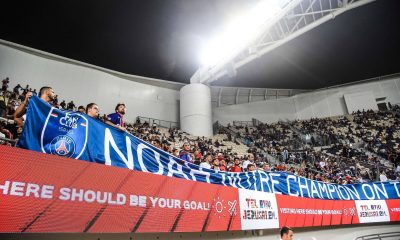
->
xmin=190 ymin=0 xmax=376 ymax=85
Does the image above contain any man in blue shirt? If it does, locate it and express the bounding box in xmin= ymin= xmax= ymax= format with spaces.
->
xmin=179 ymin=142 xmax=193 ymax=162
xmin=105 ymin=103 xmax=126 ymax=131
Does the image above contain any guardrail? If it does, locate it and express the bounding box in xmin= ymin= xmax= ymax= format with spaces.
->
xmin=0 ymin=136 xmax=17 ymax=146
xmin=0 ymin=117 xmax=14 ymax=124
xmin=355 ymin=232 xmax=400 ymax=240
xmin=252 ymin=118 xmax=263 ymax=127
xmin=233 ymin=121 xmax=253 ymax=127
xmin=137 ymin=116 xmax=179 ymax=129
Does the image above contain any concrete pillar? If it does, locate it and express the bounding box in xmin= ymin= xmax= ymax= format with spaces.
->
xmin=180 ymin=83 xmax=212 ymax=137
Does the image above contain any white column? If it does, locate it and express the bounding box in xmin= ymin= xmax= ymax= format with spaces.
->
xmin=180 ymin=83 xmax=212 ymax=137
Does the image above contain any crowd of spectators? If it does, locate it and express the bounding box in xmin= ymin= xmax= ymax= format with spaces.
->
xmin=0 ymin=78 xmax=79 ymax=143
xmin=216 ymin=109 xmax=400 ymax=183
xmin=352 ymin=108 xmax=400 ymax=163
xmin=2 ymin=77 xmax=400 ymax=184
xmin=293 ymin=116 xmax=359 ymax=146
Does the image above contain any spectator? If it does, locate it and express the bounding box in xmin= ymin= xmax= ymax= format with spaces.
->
xmin=161 ymin=140 xmax=171 ymax=153
xmin=6 ymin=100 xmax=16 ymax=117
xmin=78 ymin=105 xmax=85 ymax=113
xmin=172 ymin=148 xmax=179 ymax=157
xmin=67 ymin=100 xmax=76 ymax=111
xmin=60 ymin=100 xmax=66 ymax=109
xmin=52 ymin=94 xmax=58 ymax=106
xmin=280 ymin=226 xmax=294 ymax=240
xmin=379 ymin=171 xmax=388 ymax=182
xmin=14 ymin=86 xmax=55 ymax=126
xmin=219 ymin=159 xmax=227 ymax=171
xmin=13 ymin=84 xmax=21 ymax=95
xmin=193 ymin=149 xmax=202 ymax=164
xmin=282 ymin=148 xmax=289 ymax=163
xmin=0 ymin=91 xmax=8 ymax=118
xmin=247 ymin=164 xmax=255 ymax=172
xmin=1 ymin=77 xmax=9 ymax=92
xmin=0 ymin=121 xmax=13 ymax=140
xmin=106 ymin=103 xmax=126 ymax=131
xmin=211 ymin=158 xmax=220 ymax=171
xmin=179 ymin=142 xmax=192 ymax=162
xmin=22 ymin=85 xmax=29 ymax=96
xmin=86 ymin=103 xmax=99 ymax=119
xmin=262 ymin=163 xmax=271 ymax=172
xmin=229 ymin=157 xmax=242 ymax=172
xmin=395 ymin=164 xmax=400 ymax=175
xmin=199 ymin=154 xmax=212 ymax=169
xmin=242 ymin=153 xmax=254 ymax=171
xmin=153 ymin=139 xmax=161 ymax=149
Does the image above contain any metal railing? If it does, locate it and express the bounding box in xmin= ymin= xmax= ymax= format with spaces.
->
xmin=252 ymin=118 xmax=263 ymax=127
xmin=279 ymin=120 xmax=308 ymax=150
xmin=0 ymin=136 xmax=17 ymax=146
xmin=136 ymin=116 xmax=179 ymax=129
xmin=233 ymin=120 xmax=253 ymax=127
xmin=0 ymin=117 xmax=14 ymax=124
xmin=355 ymin=232 xmax=400 ymax=240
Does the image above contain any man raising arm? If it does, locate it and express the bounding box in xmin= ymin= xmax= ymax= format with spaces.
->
xmin=14 ymin=86 xmax=55 ymax=125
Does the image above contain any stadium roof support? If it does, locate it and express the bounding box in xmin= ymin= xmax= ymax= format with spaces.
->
xmin=190 ymin=0 xmax=376 ymax=85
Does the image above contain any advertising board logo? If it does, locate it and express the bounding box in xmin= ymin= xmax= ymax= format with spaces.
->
xmin=212 ymin=197 xmax=238 ymax=219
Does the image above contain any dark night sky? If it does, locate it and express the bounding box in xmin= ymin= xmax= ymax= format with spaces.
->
xmin=1 ymin=0 xmax=399 ymax=89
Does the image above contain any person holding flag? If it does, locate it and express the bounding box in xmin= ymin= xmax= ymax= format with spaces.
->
xmin=13 ymin=86 xmax=56 ymax=126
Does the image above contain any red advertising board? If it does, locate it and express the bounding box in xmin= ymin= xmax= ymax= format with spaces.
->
xmin=0 ymin=146 xmax=398 ymax=233
xmin=0 ymin=146 xmax=241 ymax=233
xmin=276 ymin=194 xmax=359 ymax=227
xmin=386 ymin=199 xmax=400 ymax=222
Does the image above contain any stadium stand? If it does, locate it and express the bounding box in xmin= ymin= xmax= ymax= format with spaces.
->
xmin=2 ymin=78 xmax=399 ymax=185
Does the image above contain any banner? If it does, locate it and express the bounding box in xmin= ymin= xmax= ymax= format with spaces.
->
xmin=1 ymin=146 xmax=399 ymax=233
xmin=17 ymin=96 xmax=400 ymax=201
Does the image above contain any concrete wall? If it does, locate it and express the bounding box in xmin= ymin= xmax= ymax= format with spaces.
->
xmin=213 ymin=77 xmax=400 ymax=124
xmin=213 ymin=97 xmax=297 ymax=125
xmin=344 ymin=91 xmax=379 ymax=113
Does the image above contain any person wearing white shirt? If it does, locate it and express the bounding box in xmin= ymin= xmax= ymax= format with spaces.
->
xmin=242 ymin=153 xmax=254 ymax=171
xmin=395 ymin=165 xmax=400 ymax=174
xmin=379 ymin=171 xmax=388 ymax=182
xmin=199 ymin=154 xmax=212 ymax=169
xmin=319 ymin=160 xmax=326 ymax=169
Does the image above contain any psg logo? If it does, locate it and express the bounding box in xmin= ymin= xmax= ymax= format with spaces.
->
xmin=49 ymin=135 xmax=76 ymax=157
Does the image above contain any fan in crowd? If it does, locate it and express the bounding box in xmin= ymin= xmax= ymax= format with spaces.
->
xmin=106 ymin=103 xmax=127 ymax=131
